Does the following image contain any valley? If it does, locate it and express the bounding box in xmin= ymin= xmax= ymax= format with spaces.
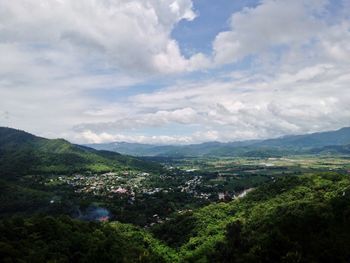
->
xmin=1 ymin=127 xmax=350 ymax=262
xmin=3 ymin=1 xmax=350 ymax=261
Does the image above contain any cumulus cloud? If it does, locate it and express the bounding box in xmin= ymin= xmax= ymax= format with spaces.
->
xmin=77 ymin=130 xmax=194 ymax=144
xmin=213 ymin=0 xmax=327 ymax=64
xmin=75 ymin=62 xmax=350 ymax=143
xmin=75 ymin=107 xmax=201 ymax=133
xmin=1 ymin=0 xmax=350 ymax=144
xmin=0 ymin=0 xmax=203 ymax=74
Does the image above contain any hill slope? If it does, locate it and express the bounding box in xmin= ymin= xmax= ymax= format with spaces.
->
xmin=151 ymin=172 xmax=350 ymax=262
xmin=0 ymin=127 xmax=163 ymax=177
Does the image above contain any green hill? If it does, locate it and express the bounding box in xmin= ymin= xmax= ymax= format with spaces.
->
xmin=151 ymin=172 xmax=350 ymax=262
xmin=0 ymin=127 xmax=163 ymax=177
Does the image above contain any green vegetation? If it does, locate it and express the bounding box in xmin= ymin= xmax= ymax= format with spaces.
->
xmin=0 ymin=127 xmax=163 ymax=177
xmin=2 ymin=127 xmax=350 ymax=262
xmin=2 ymin=173 xmax=350 ymax=262
xmin=0 ymin=216 xmax=177 ymax=262
xmin=153 ymin=172 xmax=350 ymax=262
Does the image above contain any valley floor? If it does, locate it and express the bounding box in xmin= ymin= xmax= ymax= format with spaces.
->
xmin=1 ymin=155 xmax=350 ymax=262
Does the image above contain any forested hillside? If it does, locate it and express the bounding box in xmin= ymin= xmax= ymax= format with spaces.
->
xmin=0 ymin=127 xmax=163 ymax=177
xmin=2 ymin=172 xmax=350 ymax=262
xmin=168 ymin=172 xmax=350 ymax=262
xmin=2 ymin=127 xmax=350 ymax=262
xmin=0 ymin=216 xmax=177 ymax=262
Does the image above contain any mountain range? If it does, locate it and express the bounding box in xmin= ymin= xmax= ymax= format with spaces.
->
xmin=86 ymin=127 xmax=350 ymax=157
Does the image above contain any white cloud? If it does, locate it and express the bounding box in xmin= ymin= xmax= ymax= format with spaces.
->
xmin=0 ymin=0 xmax=199 ymax=74
xmin=1 ymin=0 xmax=350 ymax=144
xmin=77 ymin=130 xmax=193 ymax=144
xmin=319 ymin=22 xmax=350 ymax=62
xmin=75 ymin=62 xmax=350 ymax=144
xmin=213 ymin=0 xmax=327 ymax=64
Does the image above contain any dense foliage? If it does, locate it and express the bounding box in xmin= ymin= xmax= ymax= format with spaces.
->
xmin=172 ymin=173 xmax=350 ymax=262
xmin=0 ymin=216 xmax=177 ymax=263
xmin=210 ymin=174 xmax=350 ymax=262
xmin=2 ymin=127 xmax=350 ymax=262
xmin=2 ymin=173 xmax=350 ymax=262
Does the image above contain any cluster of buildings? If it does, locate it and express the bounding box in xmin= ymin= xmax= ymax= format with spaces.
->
xmin=51 ymin=172 xmax=143 ymax=198
xmin=44 ymin=168 xmax=242 ymax=205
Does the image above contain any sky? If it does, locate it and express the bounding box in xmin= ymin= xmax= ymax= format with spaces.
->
xmin=1 ymin=0 xmax=350 ymax=144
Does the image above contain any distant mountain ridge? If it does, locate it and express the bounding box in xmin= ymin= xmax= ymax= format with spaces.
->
xmin=85 ymin=127 xmax=350 ymax=157
xmin=0 ymin=127 xmax=163 ymax=176
xmin=253 ymin=127 xmax=350 ymax=148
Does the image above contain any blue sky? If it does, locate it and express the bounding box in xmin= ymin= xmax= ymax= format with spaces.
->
xmin=172 ymin=0 xmax=259 ymax=56
xmin=1 ymin=0 xmax=350 ymax=144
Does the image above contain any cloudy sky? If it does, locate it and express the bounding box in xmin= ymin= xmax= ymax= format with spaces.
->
xmin=1 ymin=0 xmax=350 ymax=144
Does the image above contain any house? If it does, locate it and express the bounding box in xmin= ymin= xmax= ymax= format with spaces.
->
xmin=218 ymin=192 xmax=225 ymax=200
xmin=112 ymin=187 xmax=128 ymax=194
